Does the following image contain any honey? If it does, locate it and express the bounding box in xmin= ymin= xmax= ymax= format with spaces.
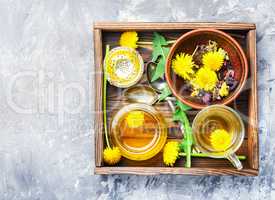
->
xmin=118 ymin=111 xmax=157 ymax=149
xmin=111 ymin=103 xmax=167 ymax=161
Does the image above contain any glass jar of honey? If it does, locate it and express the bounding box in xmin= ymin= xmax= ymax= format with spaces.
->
xmin=110 ymin=103 xmax=167 ymax=161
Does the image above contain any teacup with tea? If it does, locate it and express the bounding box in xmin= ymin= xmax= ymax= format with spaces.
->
xmin=192 ymin=105 xmax=245 ymax=170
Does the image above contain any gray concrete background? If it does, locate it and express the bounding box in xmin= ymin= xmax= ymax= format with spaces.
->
xmin=0 ymin=0 xmax=274 ymax=199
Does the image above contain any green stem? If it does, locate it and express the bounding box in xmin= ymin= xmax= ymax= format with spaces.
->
xmin=167 ymin=40 xmax=176 ymax=44
xmin=136 ymin=41 xmax=153 ymax=45
xmin=103 ymin=45 xmax=110 ymax=148
xmin=185 ymin=143 xmax=191 ymax=168
xmin=137 ymin=40 xmax=176 ymax=45
xmin=179 ymin=153 xmax=246 ymax=160
xmin=182 ymin=113 xmax=192 ymax=168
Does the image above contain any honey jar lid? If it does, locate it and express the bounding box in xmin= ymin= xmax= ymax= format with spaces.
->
xmin=104 ymin=47 xmax=144 ymax=88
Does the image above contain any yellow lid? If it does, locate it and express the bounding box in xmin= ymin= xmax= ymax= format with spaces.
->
xmin=104 ymin=47 xmax=144 ymax=88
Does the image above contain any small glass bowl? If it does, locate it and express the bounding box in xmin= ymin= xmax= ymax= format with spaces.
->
xmin=110 ymin=103 xmax=167 ymax=161
xmin=104 ymin=47 xmax=144 ymax=88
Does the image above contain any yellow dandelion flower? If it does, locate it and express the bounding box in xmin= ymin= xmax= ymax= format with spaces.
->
xmin=172 ymin=53 xmax=195 ymax=80
xmin=219 ymin=82 xmax=229 ymax=97
xmin=163 ymin=141 xmax=179 ymax=166
xmin=192 ymin=67 xmax=218 ymax=91
xmin=126 ymin=111 xmax=144 ymax=128
xmin=210 ymin=129 xmax=232 ymax=151
xmin=191 ymin=89 xmax=199 ymax=97
xmin=119 ymin=31 xmax=139 ymax=49
xmin=202 ymin=48 xmax=225 ymax=71
xmin=103 ymin=147 xmax=121 ymax=165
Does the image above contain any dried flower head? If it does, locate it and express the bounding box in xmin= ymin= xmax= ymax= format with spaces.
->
xmin=103 ymin=147 xmax=121 ymax=165
xmin=119 ymin=31 xmax=139 ymax=49
xmin=192 ymin=67 xmax=218 ymax=91
xmin=202 ymin=48 xmax=225 ymax=71
xmin=210 ymin=129 xmax=232 ymax=151
xmin=172 ymin=53 xmax=195 ymax=80
xmin=219 ymin=82 xmax=229 ymax=97
xmin=163 ymin=141 xmax=179 ymax=166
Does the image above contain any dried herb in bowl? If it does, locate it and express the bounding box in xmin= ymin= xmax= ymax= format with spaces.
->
xmin=171 ymin=40 xmax=239 ymax=105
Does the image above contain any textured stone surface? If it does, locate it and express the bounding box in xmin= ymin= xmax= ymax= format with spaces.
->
xmin=0 ymin=0 xmax=274 ymax=199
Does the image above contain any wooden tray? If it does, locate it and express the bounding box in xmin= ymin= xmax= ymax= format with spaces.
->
xmin=93 ymin=22 xmax=258 ymax=176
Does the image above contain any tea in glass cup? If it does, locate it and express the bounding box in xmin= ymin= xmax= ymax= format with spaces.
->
xmin=192 ymin=105 xmax=245 ymax=170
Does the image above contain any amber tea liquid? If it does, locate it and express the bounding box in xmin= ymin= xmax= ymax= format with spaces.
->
xmin=193 ymin=106 xmax=243 ymax=154
xmin=193 ymin=105 xmax=245 ymax=169
xmin=116 ymin=110 xmax=159 ymax=149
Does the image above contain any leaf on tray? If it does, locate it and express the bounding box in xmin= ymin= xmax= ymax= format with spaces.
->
xmin=173 ymin=100 xmax=193 ymax=168
xmin=175 ymin=100 xmax=192 ymax=112
xmin=151 ymin=33 xmax=170 ymax=82
xmin=152 ymin=32 xmax=168 ymax=62
xmin=158 ymin=84 xmax=172 ymax=102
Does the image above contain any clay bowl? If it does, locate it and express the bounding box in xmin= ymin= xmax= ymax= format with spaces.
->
xmin=165 ymin=29 xmax=248 ymax=109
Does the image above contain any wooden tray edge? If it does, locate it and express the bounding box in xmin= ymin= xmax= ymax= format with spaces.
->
xmin=93 ymin=22 xmax=256 ymax=30
xmin=247 ymin=29 xmax=259 ymax=170
xmin=94 ymin=28 xmax=104 ymax=167
xmin=94 ymin=167 xmax=258 ymax=176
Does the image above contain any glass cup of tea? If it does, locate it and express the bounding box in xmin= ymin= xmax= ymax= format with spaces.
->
xmin=192 ymin=105 xmax=245 ymax=170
